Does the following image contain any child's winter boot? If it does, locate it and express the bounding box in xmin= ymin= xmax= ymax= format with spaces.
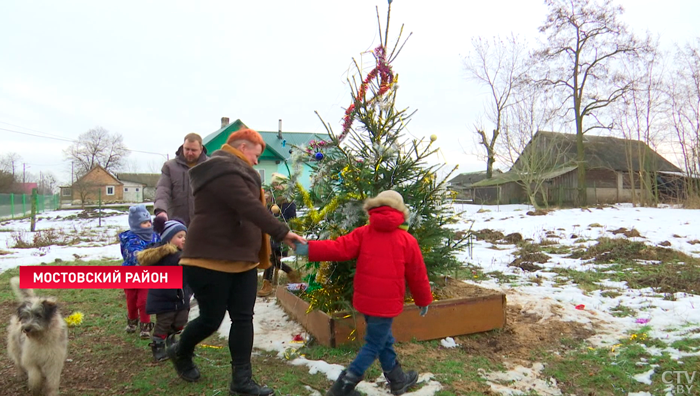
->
xmin=150 ymin=337 xmax=168 ymax=362
xmin=326 ymin=370 xmax=362 ymax=396
xmin=125 ymin=317 xmax=138 ymax=333
xmin=139 ymin=321 xmax=154 ymax=339
xmin=165 ymin=333 xmax=179 ymax=349
xmin=383 ymin=362 xmax=418 ymax=395
xmin=229 ymin=363 xmax=274 ymax=396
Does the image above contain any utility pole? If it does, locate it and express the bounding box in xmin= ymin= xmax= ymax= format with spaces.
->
xmin=23 ymin=163 xmax=26 ymax=184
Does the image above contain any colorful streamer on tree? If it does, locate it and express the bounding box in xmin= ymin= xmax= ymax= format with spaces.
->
xmin=304 ymin=44 xmax=396 ymax=157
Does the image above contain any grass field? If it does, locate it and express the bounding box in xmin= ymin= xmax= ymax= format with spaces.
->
xmin=1 ymin=259 xmax=698 ymax=395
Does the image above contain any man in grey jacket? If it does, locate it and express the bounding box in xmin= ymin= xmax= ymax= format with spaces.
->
xmin=154 ymin=133 xmax=208 ymax=225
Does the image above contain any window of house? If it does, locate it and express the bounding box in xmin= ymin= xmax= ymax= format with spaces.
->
xmin=258 ymin=169 xmax=265 ymax=183
xmin=124 ymin=188 xmax=128 ymax=192
xmin=106 ymin=186 xmax=115 ymax=195
xmin=62 ymin=188 xmax=71 ymax=197
xmin=135 ymin=188 xmax=139 ymax=192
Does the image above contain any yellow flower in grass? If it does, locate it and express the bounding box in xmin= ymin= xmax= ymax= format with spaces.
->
xmin=199 ymin=344 xmax=223 ymax=349
xmin=65 ymin=312 xmax=84 ymax=327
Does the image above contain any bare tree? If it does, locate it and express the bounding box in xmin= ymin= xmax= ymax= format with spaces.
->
xmin=499 ymin=83 xmax=569 ymax=209
xmin=38 ymin=172 xmax=58 ymax=195
xmin=71 ymin=179 xmax=98 ymax=207
xmin=497 ymin=71 xmax=563 ymax=167
xmin=0 ymin=152 xmax=22 ymax=180
xmin=535 ymin=0 xmax=648 ymax=206
xmin=464 ymin=34 xmax=528 ymax=178
xmin=64 ymin=127 xmax=128 ymax=177
xmin=614 ymin=38 xmax=668 ymax=206
xmin=510 ymin=133 xmax=573 ymax=209
xmin=0 ymin=171 xmax=13 ymax=192
xmin=667 ymin=39 xmax=700 ymax=197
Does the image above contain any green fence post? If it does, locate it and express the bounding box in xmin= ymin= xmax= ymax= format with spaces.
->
xmin=30 ymin=189 xmax=38 ymax=232
xmin=10 ymin=193 xmax=14 ymax=219
xmin=22 ymin=194 xmax=26 ymax=216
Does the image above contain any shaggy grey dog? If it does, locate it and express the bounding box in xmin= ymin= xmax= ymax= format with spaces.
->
xmin=7 ymin=277 xmax=68 ymax=396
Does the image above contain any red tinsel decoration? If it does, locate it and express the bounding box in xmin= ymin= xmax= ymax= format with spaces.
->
xmin=305 ymin=45 xmax=395 ymax=155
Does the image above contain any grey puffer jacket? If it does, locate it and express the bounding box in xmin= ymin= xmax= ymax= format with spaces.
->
xmin=154 ymin=145 xmax=208 ymax=225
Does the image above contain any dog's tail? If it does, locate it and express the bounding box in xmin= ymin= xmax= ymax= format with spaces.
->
xmin=10 ymin=276 xmax=34 ymax=301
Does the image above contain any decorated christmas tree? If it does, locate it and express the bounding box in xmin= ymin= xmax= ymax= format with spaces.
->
xmin=279 ymin=3 xmax=470 ymax=314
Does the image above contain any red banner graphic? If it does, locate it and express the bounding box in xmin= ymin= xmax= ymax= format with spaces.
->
xmin=19 ymin=266 xmax=183 ymax=289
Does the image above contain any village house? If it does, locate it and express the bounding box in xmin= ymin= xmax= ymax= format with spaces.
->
xmin=470 ymin=131 xmax=684 ymax=206
xmin=60 ymin=165 xmax=126 ymax=205
xmin=203 ymin=117 xmax=329 ymax=188
xmin=116 ymin=173 xmax=160 ymax=201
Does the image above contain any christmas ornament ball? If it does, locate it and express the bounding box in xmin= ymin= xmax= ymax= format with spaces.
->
xmin=271 ymin=204 xmax=281 ymax=215
xmin=314 ymin=152 xmax=324 ymax=161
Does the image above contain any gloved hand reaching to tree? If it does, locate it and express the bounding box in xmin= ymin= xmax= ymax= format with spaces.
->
xmin=294 ymin=241 xmax=309 ymax=256
xmin=419 ymin=305 xmax=429 ymax=317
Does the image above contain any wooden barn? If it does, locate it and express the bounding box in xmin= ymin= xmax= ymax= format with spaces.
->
xmin=447 ymin=170 xmax=502 ymax=202
xmin=471 ymin=131 xmax=683 ymax=206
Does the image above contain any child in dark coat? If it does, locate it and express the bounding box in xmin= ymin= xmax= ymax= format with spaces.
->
xmin=137 ymin=218 xmax=191 ymax=362
xmin=296 ymin=190 xmax=432 ymax=396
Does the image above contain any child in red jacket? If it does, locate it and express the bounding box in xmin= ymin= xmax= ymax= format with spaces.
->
xmin=296 ymin=190 xmax=431 ymax=396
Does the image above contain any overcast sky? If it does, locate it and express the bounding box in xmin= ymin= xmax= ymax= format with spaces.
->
xmin=1 ymin=0 xmax=698 ymax=184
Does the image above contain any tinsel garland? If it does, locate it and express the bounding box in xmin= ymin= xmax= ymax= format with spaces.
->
xmin=305 ymin=45 xmax=396 ymax=155
xmin=296 ymin=182 xmax=340 ymax=224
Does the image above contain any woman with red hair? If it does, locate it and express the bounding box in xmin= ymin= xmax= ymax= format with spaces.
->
xmin=168 ymin=128 xmax=306 ymax=396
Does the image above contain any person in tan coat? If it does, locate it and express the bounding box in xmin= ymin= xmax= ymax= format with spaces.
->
xmin=166 ymin=128 xmax=305 ymax=396
xmin=154 ymin=133 xmax=208 ymax=226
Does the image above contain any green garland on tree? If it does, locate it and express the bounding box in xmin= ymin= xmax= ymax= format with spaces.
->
xmin=283 ymin=3 xmax=470 ymax=314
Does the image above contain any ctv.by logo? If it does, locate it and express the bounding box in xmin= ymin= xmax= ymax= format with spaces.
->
xmin=662 ymin=371 xmax=697 ymax=394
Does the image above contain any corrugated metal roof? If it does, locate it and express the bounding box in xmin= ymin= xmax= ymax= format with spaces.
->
xmin=202 ymin=119 xmax=329 ymax=161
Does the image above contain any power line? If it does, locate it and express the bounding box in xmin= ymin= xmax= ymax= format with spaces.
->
xmin=0 ymin=120 xmax=71 ymax=140
xmin=1 ymin=127 xmax=74 ymax=142
xmin=1 ymin=126 xmax=168 ymax=157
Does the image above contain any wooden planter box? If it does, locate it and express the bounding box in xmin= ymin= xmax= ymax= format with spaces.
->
xmin=275 ymin=285 xmax=507 ymax=347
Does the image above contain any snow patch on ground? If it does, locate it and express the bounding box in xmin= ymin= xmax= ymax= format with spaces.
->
xmin=440 ymin=337 xmax=459 ymax=348
xmin=479 ymin=362 xmax=562 ymax=395
xmin=0 ymin=209 xmax=128 ymax=272
xmin=3 ymin=204 xmax=700 ymax=395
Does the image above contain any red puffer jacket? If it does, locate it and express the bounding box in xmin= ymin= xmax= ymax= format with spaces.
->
xmin=308 ymin=206 xmax=432 ymax=317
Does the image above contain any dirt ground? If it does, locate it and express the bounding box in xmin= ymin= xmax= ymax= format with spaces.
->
xmin=434 ymin=276 xmax=501 ymax=300
xmin=395 ymin=302 xmax=594 ymax=395
xmin=0 ymin=280 xmax=596 ymax=396
xmin=0 ymin=300 xmax=140 ymax=396
xmin=435 ymin=279 xmax=594 ymax=362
